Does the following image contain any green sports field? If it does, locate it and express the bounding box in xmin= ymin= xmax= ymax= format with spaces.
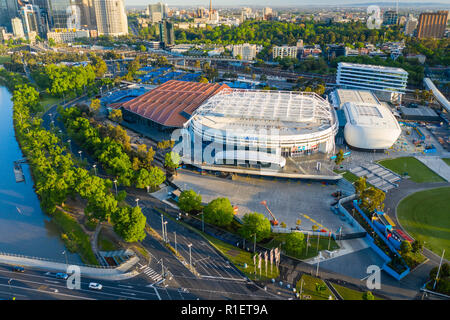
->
xmin=397 ymin=187 xmax=450 ymax=260
xmin=378 ymin=157 xmax=445 ymax=183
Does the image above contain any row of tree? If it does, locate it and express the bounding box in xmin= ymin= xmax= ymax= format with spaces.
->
xmin=12 ymin=84 xmax=146 ymax=243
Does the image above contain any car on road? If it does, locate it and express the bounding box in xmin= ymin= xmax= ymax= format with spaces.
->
xmin=55 ymin=272 xmax=69 ymax=280
xmin=12 ymin=266 xmax=25 ymax=273
xmin=88 ymin=282 xmax=102 ymax=290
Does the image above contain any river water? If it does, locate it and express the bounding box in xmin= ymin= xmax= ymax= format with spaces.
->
xmin=0 ymin=86 xmax=82 ymax=264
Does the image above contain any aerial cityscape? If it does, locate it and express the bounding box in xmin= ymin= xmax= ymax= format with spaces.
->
xmin=0 ymin=0 xmax=448 ymax=309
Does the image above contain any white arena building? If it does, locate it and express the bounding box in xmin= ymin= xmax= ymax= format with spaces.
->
xmin=185 ymin=89 xmax=338 ymax=169
xmin=331 ymin=89 xmax=401 ymax=150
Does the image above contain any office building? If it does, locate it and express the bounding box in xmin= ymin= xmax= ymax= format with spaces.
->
xmin=159 ymin=20 xmax=174 ymax=48
xmin=0 ymin=0 xmax=19 ymax=31
xmin=11 ymin=17 xmax=25 ymax=38
xmin=20 ymin=4 xmax=46 ymax=37
xmin=326 ymin=45 xmax=346 ymax=60
xmin=337 ymin=62 xmax=408 ymax=103
xmin=404 ymin=14 xmax=418 ymax=36
xmin=94 ymin=0 xmax=128 ymax=36
xmin=383 ymin=10 xmax=398 ymax=26
xmin=272 ymin=45 xmax=297 ymax=59
xmin=416 ymin=11 xmax=448 ymax=39
xmin=148 ymin=2 xmax=168 ymax=20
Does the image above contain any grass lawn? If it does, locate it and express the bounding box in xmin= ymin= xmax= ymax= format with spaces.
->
xmin=296 ymin=274 xmax=335 ymax=300
xmin=397 ymin=187 xmax=450 ymax=260
xmin=97 ymin=230 xmax=118 ymax=251
xmin=52 ymin=209 xmax=99 ymax=265
xmin=330 ymin=283 xmax=384 ymax=300
xmin=443 ymin=158 xmax=450 ymax=167
xmin=201 ymin=232 xmax=279 ymax=281
xmin=262 ymin=233 xmax=339 ymax=260
xmin=378 ymin=157 xmax=445 ymax=183
xmin=0 ymin=56 xmax=11 ymax=64
xmin=334 ymin=170 xmax=360 ymax=184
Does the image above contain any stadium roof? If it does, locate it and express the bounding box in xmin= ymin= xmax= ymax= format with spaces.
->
xmin=189 ymin=89 xmax=337 ymax=136
xmin=120 ymin=80 xmax=230 ymax=128
xmin=332 ymin=89 xmax=380 ymax=108
xmin=343 ymin=102 xmax=400 ymax=130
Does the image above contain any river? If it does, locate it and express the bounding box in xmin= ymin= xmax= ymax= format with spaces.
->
xmin=0 ymin=86 xmax=82 ymax=264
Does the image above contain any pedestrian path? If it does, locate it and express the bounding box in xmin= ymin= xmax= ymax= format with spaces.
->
xmin=415 ymin=156 xmax=450 ymax=182
xmin=349 ymin=163 xmax=401 ymax=192
xmin=138 ymin=263 xmax=163 ymax=283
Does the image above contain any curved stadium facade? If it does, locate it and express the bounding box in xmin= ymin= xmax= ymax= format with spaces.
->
xmin=186 ymin=89 xmax=338 ymax=168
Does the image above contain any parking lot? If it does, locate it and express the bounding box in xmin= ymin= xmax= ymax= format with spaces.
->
xmin=173 ymin=170 xmax=357 ymax=234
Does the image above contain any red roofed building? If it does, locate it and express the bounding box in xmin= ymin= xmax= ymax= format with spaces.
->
xmin=119 ymin=80 xmax=230 ymax=129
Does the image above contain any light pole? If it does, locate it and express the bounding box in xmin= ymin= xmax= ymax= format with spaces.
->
xmin=135 ymin=198 xmax=140 ymax=208
xmin=113 ymin=179 xmax=118 ymax=196
xmin=163 ymin=221 xmax=168 ymax=243
xmin=161 ymin=214 xmax=165 ymax=241
xmin=433 ymin=249 xmax=445 ymax=290
xmin=188 ymin=243 xmax=193 ymax=268
xmin=62 ymin=250 xmax=68 ymax=268
xmin=174 ymin=231 xmax=177 ymax=254
xmin=316 ymin=251 xmax=322 ymax=277
xmin=8 ymin=278 xmax=13 ymax=300
xmin=93 ymin=164 xmax=97 ymax=176
xmin=67 ymin=139 xmax=72 ymax=153
xmin=78 ymin=150 xmax=82 ymax=161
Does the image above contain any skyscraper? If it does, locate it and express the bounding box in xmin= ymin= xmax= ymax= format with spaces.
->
xmin=0 ymin=0 xmax=19 ymax=31
xmin=46 ymin=0 xmax=74 ymax=29
xmin=94 ymin=0 xmax=128 ymax=36
xmin=416 ymin=11 xmax=448 ymax=39
xmin=20 ymin=4 xmax=45 ymax=36
xmin=383 ymin=10 xmax=398 ymax=26
xmin=404 ymin=14 xmax=418 ymax=36
xmin=148 ymin=2 xmax=167 ymax=20
xmin=159 ymin=19 xmax=174 ymax=48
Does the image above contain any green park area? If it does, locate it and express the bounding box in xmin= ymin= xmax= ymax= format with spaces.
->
xmin=334 ymin=170 xmax=359 ymax=183
xmin=443 ymin=158 xmax=450 ymax=166
xmin=397 ymin=187 xmax=450 ymax=260
xmin=330 ymin=283 xmax=383 ymax=300
xmin=0 ymin=56 xmax=11 ymax=64
xmin=262 ymin=233 xmax=339 ymax=260
xmin=296 ymin=274 xmax=335 ymax=300
xmin=201 ymin=232 xmax=279 ymax=281
xmin=378 ymin=157 xmax=445 ymax=183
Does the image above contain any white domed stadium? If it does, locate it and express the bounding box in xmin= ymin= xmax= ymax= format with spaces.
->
xmin=185 ymin=88 xmax=338 ymax=169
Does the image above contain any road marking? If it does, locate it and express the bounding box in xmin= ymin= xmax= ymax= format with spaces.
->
xmin=118 ymin=284 xmax=133 ymax=289
xmin=201 ymin=275 xmax=247 ymax=282
xmin=120 ymin=291 xmax=136 ymax=296
xmin=44 ymin=280 xmax=59 ymax=284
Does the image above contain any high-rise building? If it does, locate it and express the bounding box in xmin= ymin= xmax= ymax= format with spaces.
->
xmin=46 ymin=0 xmax=74 ymax=29
xmin=94 ymin=0 xmax=128 ymax=36
xmin=75 ymin=0 xmax=96 ymax=29
xmin=11 ymin=16 xmax=25 ymax=38
xmin=148 ymin=2 xmax=168 ymax=20
xmin=416 ymin=11 xmax=448 ymax=39
xmin=159 ymin=19 xmax=174 ymax=48
xmin=404 ymin=14 xmax=418 ymax=36
xmin=0 ymin=0 xmax=19 ymax=31
xmin=231 ymin=43 xmax=260 ymax=61
xmin=262 ymin=7 xmax=272 ymax=20
xmin=337 ymin=62 xmax=408 ymax=103
xmin=383 ymin=10 xmax=398 ymax=26
xmin=20 ymin=4 xmax=46 ymax=37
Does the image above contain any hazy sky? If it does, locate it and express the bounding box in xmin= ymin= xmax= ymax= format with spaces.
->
xmin=125 ymin=0 xmax=449 ymax=6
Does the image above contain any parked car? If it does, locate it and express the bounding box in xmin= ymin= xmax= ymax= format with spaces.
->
xmin=88 ymin=282 xmax=102 ymax=290
xmin=55 ymin=272 xmax=69 ymax=280
xmin=12 ymin=266 xmax=25 ymax=273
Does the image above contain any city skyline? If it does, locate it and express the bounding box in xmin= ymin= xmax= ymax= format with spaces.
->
xmin=125 ymin=0 xmax=450 ymax=7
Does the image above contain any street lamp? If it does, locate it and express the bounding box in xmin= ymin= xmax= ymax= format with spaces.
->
xmin=135 ymin=198 xmax=140 ymax=208
xmin=163 ymin=221 xmax=168 ymax=243
xmin=93 ymin=164 xmax=97 ymax=176
xmin=113 ymin=179 xmax=118 ymax=196
xmin=78 ymin=150 xmax=82 ymax=161
xmin=67 ymin=139 xmax=72 ymax=153
xmin=187 ymin=243 xmax=193 ymax=268
xmin=62 ymin=250 xmax=68 ymax=268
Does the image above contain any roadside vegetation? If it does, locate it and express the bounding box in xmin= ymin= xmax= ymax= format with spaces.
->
xmin=296 ymin=274 xmax=335 ymax=300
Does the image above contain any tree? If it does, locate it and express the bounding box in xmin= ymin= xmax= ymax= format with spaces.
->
xmin=140 ymin=45 xmax=147 ymax=52
xmin=362 ymin=291 xmax=375 ymax=300
xmin=113 ymin=206 xmax=147 ymax=242
xmin=109 ymin=109 xmax=123 ymax=123
xmin=354 ymin=176 xmax=367 ymax=196
xmin=178 ymin=189 xmax=203 ymax=214
xmin=411 ymin=240 xmax=423 ymax=253
xmin=198 ymin=76 xmax=209 ymax=83
xmin=334 ymin=149 xmax=345 ymax=166
xmin=400 ymin=240 xmax=412 ymax=256
xmin=240 ymin=212 xmax=271 ymax=242
xmin=203 ymin=197 xmax=234 ymax=227
xmin=284 ymin=232 xmax=305 ymax=257
xmin=143 ymin=147 xmax=155 ymax=169
xmin=164 ymin=151 xmax=181 ymax=173
xmin=90 ymin=98 xmax=101 ymax=115
xmin=360 ymin=187 xmax=385 ymax=212
xmin=147 ymin=166 xmax=166 ymax=191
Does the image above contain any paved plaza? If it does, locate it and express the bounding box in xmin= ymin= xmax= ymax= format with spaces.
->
xmin=172 ymin=170 xmax=359 ymax=234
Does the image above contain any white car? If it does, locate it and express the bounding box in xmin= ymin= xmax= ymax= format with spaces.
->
xmin=88 ymin=282 xmax=103 ymax=290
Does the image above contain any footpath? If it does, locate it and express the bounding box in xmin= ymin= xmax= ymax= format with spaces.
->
xmin=0 ymin=252 xmax=140 ymax=280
